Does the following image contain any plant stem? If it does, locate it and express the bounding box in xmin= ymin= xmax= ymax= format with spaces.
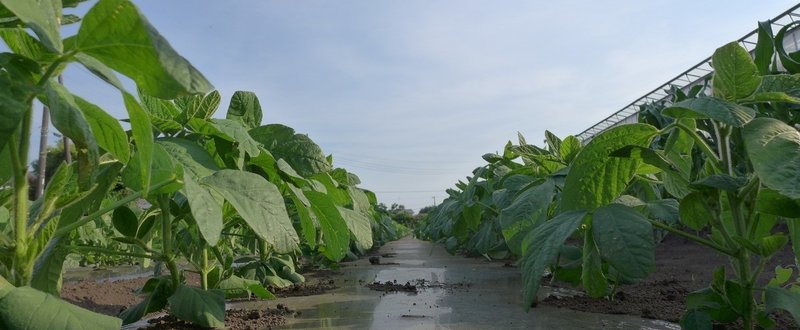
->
xmin=9 ymin=134 xmax=30 ymax=287
xmin=200 ymin=244 xmax=209 ymax=290
xmin=158 ymin=195 xmax=180 ymax=288
xmin=648 ymin=219 xmax=736 ymax=256
xmin=53 ymin=177 xmax=177 ymax=237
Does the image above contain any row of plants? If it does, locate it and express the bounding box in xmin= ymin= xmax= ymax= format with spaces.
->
xmin=0 ymin=0 xmax=407 ymax=328
xmin=417 ymin=21 xmax=800 ymax=329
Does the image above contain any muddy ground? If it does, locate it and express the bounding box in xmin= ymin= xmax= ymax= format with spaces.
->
xmin=59 ymin=234 xmax=798 ymax=329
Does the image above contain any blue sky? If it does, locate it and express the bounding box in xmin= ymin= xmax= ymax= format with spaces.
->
xmin=30 ymin=1 xmax=798 ymax=211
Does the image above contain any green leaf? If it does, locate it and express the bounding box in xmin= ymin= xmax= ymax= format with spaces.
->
xmin=760 ymin=234 xmax=788 ymax=257
xmin=680 ymin=310 xmax=713 ymax=330
xmin=304 ymin=190 xmax=350 ymax=261
xmin=112 ymin=205 xmax=138 ymax=237
xmin=0 ymin=0 xmax=62 ymax=52
xmin=754 ymin=21 xmax=775 ymax=75
xmin=690 ymin=174 xmax=747 ymax=192
xmin=711 ymin=42 xmax=761 ymax=101
xmin=226 ymin=90 xmax=263 ymax=130
xmin=189 ymin=118 xmax=261 ymax=157
xmin=183 ymin=173 xmax=222 ymax=246
xmin=0 ymin=286 xmax=121 ymax=329
xmin=0 ymin=28 xmax=58 ymax=62
xmin=499 ymin=179 xmax=555 ymax=255
xmin=157 ymin=138 xmax=219 ymax=179
xmin=45 ymin=81 xmax=99 ymax=178
xmin=560 ymin=135 xmax=581 ymax=163
xmin=757 ymin=75 xmax=800 ymax=98
xmin=743 ymin=118 xmax=800 ymax=199
xmin=775 ymin=22 xmax=800 ymax=74
xmin=756 ymin=188 xmax=800 ymax=218
xmin=119 ymin=277 xmax=171 ymax=325
xmin=250 ymin=124 xmax=331 ymax=177
xmin=168 ymin=285 xmax=225 ymax=328
xmin=123 ymin=92 xmax=154 ymax=194
xmin=765 ymin=287 xmax=800 ymax=325
xmin=285 ymin=184 xmax=317 ymax=247
xmin=662 ymin=97 xmax=755 ymax=127
xmin=74 ymin=53 xmax=125 ymax=91
xmin=545 ymin=130 xmax=562 ymax=154
xmin=520 ymin=210 xmax=586 ymax=309
xmin=561 ymin=124 xmax=658 ymax=211
xmin=75 ymin=0 xmax=212 ymax=98
xmin=176 ymin=90 xmax=221 ymax=122
xmin=201 ymin=169 xmax=299 ymax=253
xmin=679 ymin=192 xmax=711 ymax=230
xmin=336 ymin=206 xmax=373 ymax=252
xmin=788 ymin=220 xmax=800 ymax=265
xmin=75 ymin=96 xmax=130 ymax=163
xmin=582 ymin=231 xmax=608 ymax=298
xmin=592 ymin=204 xmax=654 ymax=280
xmin=122 ymin=144 xmax=182 ymax=195
xmin=30 ymin=237 xmax=69 ymax=296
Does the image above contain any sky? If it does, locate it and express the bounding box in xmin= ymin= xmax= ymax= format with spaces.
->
xmin=26 ymin=0 xmax=799 ymax=211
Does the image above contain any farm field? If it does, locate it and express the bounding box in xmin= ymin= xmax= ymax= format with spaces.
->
xmin=2 ymin=1 xmax=800 ymax=330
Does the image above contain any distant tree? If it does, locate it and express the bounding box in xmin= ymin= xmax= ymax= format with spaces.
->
xmin=417 ymin=205 xmax=435 ymax=215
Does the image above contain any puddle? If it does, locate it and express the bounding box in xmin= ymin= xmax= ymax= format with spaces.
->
xmin=229 ymin=237 xmax=681 ymax=330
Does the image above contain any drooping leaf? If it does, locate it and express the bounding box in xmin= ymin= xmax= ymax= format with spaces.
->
xmin=250 ymin=124 xmax=331 ymax=177
xmin=743 ymin=118 xmax=800 ymax=199
xmin=304 ymin=190 xmax=350 ymax=261
xmin=765 ymin=287 xmax=800 ymax=325
xmin=0 ymin=285 xmax=121 ymax=329
xmin=662 ymin=97 xmax=755 ymax=127
xmin=226 ymin=90 xmax=263 ymax=130
xmin=45 ymin=81 xmax=99 ymax=180
xmin=183 ymin=173 xmax=222 ymax=246
xmin=711 ymin=41 xmax=761 ymax=101
xmin=123 ymin=92 xmax=154 ymax=194
xmin=520 ymin=210 xmax=586 ymax=309
xmin=581 ymin=231 xmax=608 ymax=298
xmin=499 ymin=179 xmax=555 ymax=255
xmin=0 ymin=0 xmax=62 ymax=52
xmin=754 ymin=21 xmax=775 ymax=75
xmin=336 ymin=206 xmax=373 ymax=252
xmin=119 ymin=277 xmax=172 ymax=325
xmin=286 ymin=184 xmax=317 ymax=247
xmin=561 ymin=124 xmax=658 ymax=211
xmin=30 ymin=236 xmax=69 ymax=296
xmin=776 ymin=22 xmax=800 ymax=74
xmin=167 ymin=285 xmax=225 ymax=328
xmin=201 ymin=170 xmax=299 ymax=253
xmin=75 ymin=0 xmax=212 ymax=98
xmin=592 ymin=204 xmax=654 ymax=280
xmin=74 ymin=96 xmax=130 ymax=163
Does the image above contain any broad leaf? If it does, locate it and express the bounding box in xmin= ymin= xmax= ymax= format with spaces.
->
xmin=250 ymin=124 xmax=331 ymax=177
xmin=75 ymin=0 xmax=212 ymax=98
xmin=304 ymin=191 xmax=350 ymax=261
xmin=754 ymin=21 xmax=774 ymax=75
xmin=123 ymin=92 xmax=154 ymax=194
xmin=45 ymin=81 xmax=99 ymax=179
xmin=581 ymin=231 xmax=608 ymax=298
xmin=0 ymin=285 xmax=121 ymax=329
xmin=743 ymin=118 xmax=800 ymax=199
xmin=663 ymin=97 xmax=755 ymax=127
xmin=756 ymin=188 xmax=800 ymax=218
xmin=592 ymin=204 xmax=654 ymax=280
xmin=30 ymin=237 xmax=69 ymax=296
xmin=189 ymin=118 xmax=260 ymax=157
xmin=183 ymin=173 xmax=222 ymax=246
xmin=201 ymin=170 xmax=299 ymax=253
xmin=121 ymin=144 xmax=183 ymax=195
xmin=520 ymin=210 xmax=586 ymax=309
xmin=74 ymin=96 xmax=130 ymax=163
xmin=0 ymin=0 xmax=62 ymax=52
xmin=337 ymin=206 xmax=373 ymax=252
xmin=168 ymin=285 xmax=225 ymax=328
xmin=112 ymin=205 xmax=138 ymax=237
xmin=226 ymin=90 xmax=263 ymax=129
xmin=679 ymin=193 xmax=711 ymax=230
xmin=499 ymin=179 xmax=555 ymax=255
xmin=561 ymin=124 xmax=658 ymax=211
xmin=157 ymin=138 xmax=219 ymax=179
xmin=711 ymin=42 xmax=761 ymax=101
xmin=765 ymin=287 xmax=800 ymax=325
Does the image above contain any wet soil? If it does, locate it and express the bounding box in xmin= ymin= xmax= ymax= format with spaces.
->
xmin=143 ymin=306 xmax=293 ymax=330
xmin=366 ymin=280 xmax=419 ymax=293
xmin=541 ymin=234 xmax=799 ymax=329
xmin=270 ymin=279 xmax=337 ymax=298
